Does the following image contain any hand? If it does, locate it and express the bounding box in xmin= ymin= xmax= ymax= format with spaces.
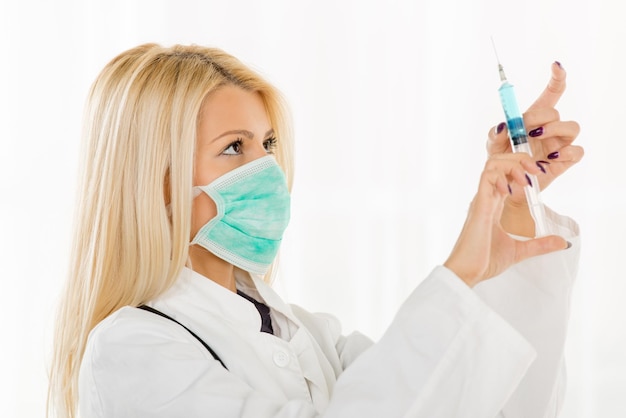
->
xmin=487 ymin=62 xmax=583 ymax=236
xmin=443 ymin=153 xmax=569 ymax=288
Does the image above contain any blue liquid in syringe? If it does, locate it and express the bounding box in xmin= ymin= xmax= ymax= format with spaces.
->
xmin=507 ymin=117 xmax=527 ymax=146
xmin=499 ymin=81 xmax=529 ymax=147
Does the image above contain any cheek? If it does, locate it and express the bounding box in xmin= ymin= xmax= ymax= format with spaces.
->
xmin=190 ymin=193 xmax=218 ymax=238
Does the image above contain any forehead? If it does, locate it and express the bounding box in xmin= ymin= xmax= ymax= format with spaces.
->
xmin=198 ymin=85 xmax=270 ymax=134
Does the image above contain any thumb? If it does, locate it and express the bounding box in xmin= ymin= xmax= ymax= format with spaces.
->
xmin=515 ymin=235 xmax=570 ymax=262
xmin=528 ymin=62 xmax=567 ymax=110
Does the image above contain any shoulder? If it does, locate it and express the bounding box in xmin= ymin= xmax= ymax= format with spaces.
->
xmin=86 ymin=306 xmax=207 ymax=354
xmin=79 ymin=307 xmax=225 ymax=416
xmin=81 ymin=306 xmax=216 ymax=382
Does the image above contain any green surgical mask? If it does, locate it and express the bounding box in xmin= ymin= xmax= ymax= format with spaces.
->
xmin=190 ymin=156 xmax=291 ymax=275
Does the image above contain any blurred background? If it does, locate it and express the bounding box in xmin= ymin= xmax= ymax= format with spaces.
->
xmin=1 ymin=0 xmax=623 ymax=416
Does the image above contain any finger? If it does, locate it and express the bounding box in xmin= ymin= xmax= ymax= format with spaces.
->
xmin=488 ymin=152 xmax=543 ymax=174
xmin=543 ymin=145 xmax=585 ymax=164
xmin=515 ymin=234 xmax=569 ymax=263
xmin=523 ymin=108 xmax=561 ymax=129
xmin=486 ymin=122 xmax=510 ymax=155
xmin=488 ymin=122 xmax=508 ymax=140
xmin=528 ymin=62 xmax=567 ymax=110
xmin=494 ymin=173 xmax=511 ymax=197
xmin=484 ymin=155 xmax=541 ymax=187
xmin=527 ymin=120 xmax=580 ymax=142
xmin=474 ymin=169 xmax=509 ymax=217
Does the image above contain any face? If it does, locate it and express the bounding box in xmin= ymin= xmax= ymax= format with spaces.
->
xmin=191 ymin=84 xmax=276 ymax=238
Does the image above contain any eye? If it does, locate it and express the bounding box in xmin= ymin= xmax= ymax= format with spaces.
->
xmin=222 ymin=139 xmax=243 ymax=155
xmin=263 ymin=137 xmax=277 ymax=154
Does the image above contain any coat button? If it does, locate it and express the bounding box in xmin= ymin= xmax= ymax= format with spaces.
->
xmin=273 ymin=350 xmax=290 ymax=368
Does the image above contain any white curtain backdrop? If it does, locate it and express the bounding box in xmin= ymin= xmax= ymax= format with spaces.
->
xmin=1 ymin=0 xmax=622 ymax=416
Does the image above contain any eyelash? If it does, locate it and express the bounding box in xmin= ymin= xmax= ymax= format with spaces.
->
xmin=264 ymin=137 xmax=278 ymax=154
xmin=222 ymin=139 xmax=244 ymax=155
xmin=222 ymin=137 xmax=278 ymax=156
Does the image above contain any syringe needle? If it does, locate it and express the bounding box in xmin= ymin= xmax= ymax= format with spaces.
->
xmin=490 ymin=36 xmax=507 ymax=82
xmin=490 ymin=36 xmax=501 ymax=64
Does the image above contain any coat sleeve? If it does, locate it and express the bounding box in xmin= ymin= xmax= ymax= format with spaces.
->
xmin=473 ymin=208 xmax=580 ymax=418
xmin=323 ymin=266 xmax=537 ymax=418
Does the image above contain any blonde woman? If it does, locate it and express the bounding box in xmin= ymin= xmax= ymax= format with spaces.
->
xmin=49 ymin=44 xmax=581 ymax=418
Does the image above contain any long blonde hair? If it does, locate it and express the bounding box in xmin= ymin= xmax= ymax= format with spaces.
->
xmin=48 ymin=43 xmax=294 ymax=418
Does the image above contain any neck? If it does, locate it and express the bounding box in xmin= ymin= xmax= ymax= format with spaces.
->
xmin=188 ymin=245 xmax=237 ymax=292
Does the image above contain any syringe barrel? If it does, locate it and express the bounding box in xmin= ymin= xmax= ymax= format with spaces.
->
xmin=498 ymin=81 xmax=528 ymax=147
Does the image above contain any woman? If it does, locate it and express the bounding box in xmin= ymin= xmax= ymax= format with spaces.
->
xmin=48 ymin=44 xmax=581 ymax=417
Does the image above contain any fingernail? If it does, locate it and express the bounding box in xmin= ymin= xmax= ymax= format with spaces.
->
xmin=496 ymin=122 xmax=506 ymax=134
xmin=536 ymin=161 xmax=546 ymax=173
xmin=566 ymin=241 xmax=572 ymax=249
xmin=508 ymin=184 xmax=513 ymax=195
xmin=537 ymin=160 xmax=551 ymax=165
xmin=529 ymin=127 xmax=544 ymax=137
xmin=525 ymin=174 xmax=533 ymax=187
xmin=547 ymin=151 xmax=560 ymax=160
xmin=555 ymin=61 xmax=564 ymax=69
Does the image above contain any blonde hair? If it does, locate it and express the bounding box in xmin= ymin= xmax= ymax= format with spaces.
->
xmin=48 ymin=43 xmax=294 ymax=418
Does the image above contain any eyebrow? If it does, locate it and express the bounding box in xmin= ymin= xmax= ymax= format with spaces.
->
xmin=211 ymin=128 xmax=275 ymax=143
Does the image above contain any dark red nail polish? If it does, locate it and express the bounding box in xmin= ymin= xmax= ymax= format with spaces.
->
xmin=525 ymin=174 xmax=533 ymax=187
xmin=529 ymin=127 xmax=544 ymax=137
xmin=555 ymin=61 xmax=563 ymax=69
xmin=508 ymin=184 xmax=513 ymax=195
xmin=536 ymin=161 xmax=546 ymax=173
xmin=496 ymin=122 xmax=506 ymax=134
xmin=566 ymin=241 xmax=572 ymax=249
xmin=537 ymin=160 xmax=551 ymax=165
xmin=547 ymin=151 xmax=560 ymax=160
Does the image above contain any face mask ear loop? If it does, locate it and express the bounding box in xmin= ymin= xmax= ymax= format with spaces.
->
xmin=189 ymin=185 xmax=226 ymax=247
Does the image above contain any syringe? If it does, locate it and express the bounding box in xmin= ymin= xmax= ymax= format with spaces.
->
xmin=492 ymin=44 xmax=551 ymax=237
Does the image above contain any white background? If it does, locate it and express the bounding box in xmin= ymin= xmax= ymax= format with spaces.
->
xmin=1 ymin=0 xmax=623 ymax=416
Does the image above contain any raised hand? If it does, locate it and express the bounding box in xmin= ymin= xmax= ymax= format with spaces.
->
xmin=487 ymin=62 xmax=583 ymax=237
xmin=443 ymin=152 xmax=568 ymax=287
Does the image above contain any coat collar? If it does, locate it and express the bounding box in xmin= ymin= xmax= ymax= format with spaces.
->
xmin=149 ymin=267 xmax=301 ymax=337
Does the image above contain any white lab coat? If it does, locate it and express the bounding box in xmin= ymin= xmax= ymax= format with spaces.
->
xmin=78 ymin=209 xmax=579 ymax=418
